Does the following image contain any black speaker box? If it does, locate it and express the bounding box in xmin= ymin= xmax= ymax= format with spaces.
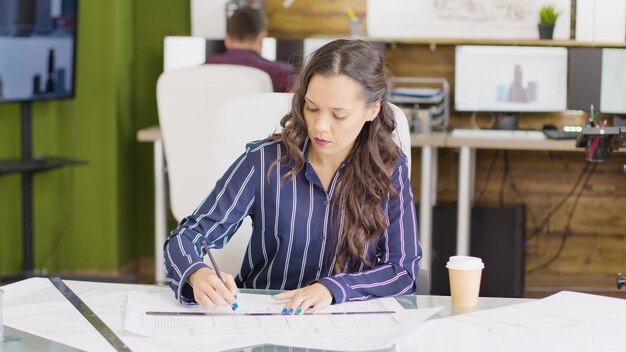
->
xmin=420 ymin=203 xmax=525 ymax=298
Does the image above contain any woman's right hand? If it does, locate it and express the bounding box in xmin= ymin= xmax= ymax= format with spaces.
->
xmin=188 ymin=267 xmax=239 ymax=309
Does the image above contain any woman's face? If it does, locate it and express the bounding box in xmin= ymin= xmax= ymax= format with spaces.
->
xmin=303 ymin=74 xmax=380 ymax=165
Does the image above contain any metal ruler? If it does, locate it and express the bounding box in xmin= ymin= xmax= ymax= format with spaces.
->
xmin=49 ymin=277 xmax=133 ymax=352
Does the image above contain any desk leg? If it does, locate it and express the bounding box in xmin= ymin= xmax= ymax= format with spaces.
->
xmin=457 ymin=146 xmax=475 ymax=256
xmin=154 ymin=141 xmax=167 ymax=284
xmin=419 ymin=146 xmax=438 ymax=272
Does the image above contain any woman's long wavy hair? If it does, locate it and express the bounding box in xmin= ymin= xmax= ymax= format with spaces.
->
xmin=270 ymin=39 xmax=400 ymax=273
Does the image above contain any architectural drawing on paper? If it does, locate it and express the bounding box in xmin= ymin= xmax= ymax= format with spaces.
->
xmin=367 ymin=0 xmax=571 ymax=39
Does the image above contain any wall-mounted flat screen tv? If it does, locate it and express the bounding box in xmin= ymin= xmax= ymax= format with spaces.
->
xmin=0 ymin=0 xmax=78 ymax=103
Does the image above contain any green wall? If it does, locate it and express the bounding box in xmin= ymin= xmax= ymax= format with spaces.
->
xmin=0 ymin=1 xmax=189 ymax=275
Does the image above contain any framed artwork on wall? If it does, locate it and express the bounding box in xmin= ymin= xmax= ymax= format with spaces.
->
xmin=367 ymin=0 xmax=571 ymax=40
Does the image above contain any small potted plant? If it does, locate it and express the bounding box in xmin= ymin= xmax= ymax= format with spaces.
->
xmin=538 ymin=4 xmax=561 ymax=39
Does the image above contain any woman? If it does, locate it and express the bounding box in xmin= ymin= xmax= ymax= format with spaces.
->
xmin=164 ymin=39 xmax=421 ymax=315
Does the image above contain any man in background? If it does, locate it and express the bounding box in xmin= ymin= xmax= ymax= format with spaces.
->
xmin=207 ymin=6 xmax=294 ymax=93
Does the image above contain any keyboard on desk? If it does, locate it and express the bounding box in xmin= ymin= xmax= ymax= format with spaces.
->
xmin=451 ymin=129 xmax=546 ymax=140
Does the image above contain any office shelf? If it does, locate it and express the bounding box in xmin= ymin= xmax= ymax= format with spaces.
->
xmin=376 ymin=38 xmax=626 ymax=48
xmin=1 ymin=101 xmax=88 ymax=275
xmin=0 ymin=156 xmax=86 ymax=176
xmin=304 ymin=35 xmax=626 ymax=48
xmin=388 ymin=77 xmax=450 ymax=133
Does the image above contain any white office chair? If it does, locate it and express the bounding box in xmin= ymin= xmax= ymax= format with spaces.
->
xmin=208 ymin=93 xmax=421 ymax=287
xmin=388 ymin=103 xmax=412 ymax=171
xmin=156 ymin=64 xmax=273 ymax=223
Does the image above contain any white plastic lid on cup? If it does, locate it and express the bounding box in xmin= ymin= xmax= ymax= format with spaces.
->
xmin=446 ymin=256 xmax=485 ymax=270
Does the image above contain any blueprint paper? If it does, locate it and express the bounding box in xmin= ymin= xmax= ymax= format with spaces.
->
xmin=3 ymin=291 xmax=125 ymax=352
xmin=124 ymin=290 xmax=440 ymax=337
xmin=124 ymin=290 xmax=442 ymax=351
xmin=1 ymin=278 xmax=440 ymax=352
xmin=400 ymin=291 xmax=626 ymax=352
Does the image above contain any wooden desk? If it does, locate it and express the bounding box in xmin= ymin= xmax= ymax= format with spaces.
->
xmin=444 ymin=135 xmax=583 ymax=257
xmin=136 ymin=126 xmax=166 ymax=284
xmin=410 ymin=132 xmax=446 ymax=272
xmin=138 ymin=126 xmax=595 ymax=281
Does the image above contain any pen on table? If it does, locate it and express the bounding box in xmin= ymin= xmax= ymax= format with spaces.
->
xmin=201 ymin=240 xmax=237 ymax=311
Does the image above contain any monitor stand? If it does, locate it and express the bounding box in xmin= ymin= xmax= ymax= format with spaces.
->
xmin=496 ymin=113 xmax=519 ymax=130
xmin=0 ymin=102 xmax=87 ymax=284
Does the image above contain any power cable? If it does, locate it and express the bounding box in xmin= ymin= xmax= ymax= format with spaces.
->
xmin=499 ymin=150 xmax=509 ymax=207
xmin=526 ymin=163 xmax=596 ymax=273
xmin=526 ymin=162 xmax=590 ymax=242
xmin=475 ymin=150 xmax=499 ymax=203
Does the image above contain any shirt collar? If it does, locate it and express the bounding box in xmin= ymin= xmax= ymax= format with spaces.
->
xmin=303 ymin=137 xmax=349 ymax=171
xmin=226 ymin=48 xmax=261 ymax=58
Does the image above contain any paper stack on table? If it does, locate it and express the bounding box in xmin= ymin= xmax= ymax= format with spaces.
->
xmin=399 ymin=291 xmax=626 ymax=352
xmin=0 ymin=278 xmax=441 ymax=352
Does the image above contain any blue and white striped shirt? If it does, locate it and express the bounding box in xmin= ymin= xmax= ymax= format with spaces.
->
xmin=164 ymin=139 xmax=421 ymax=304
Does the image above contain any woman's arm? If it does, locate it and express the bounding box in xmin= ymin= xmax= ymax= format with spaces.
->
xmin=318 ymin=154 xmax=421 ymax=303
xmin=163 ymin=145 xmax=257 ymax=304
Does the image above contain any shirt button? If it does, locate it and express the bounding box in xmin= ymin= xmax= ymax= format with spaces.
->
xmin=324 ymin=200 xmax=329 ymax=205
xmin=319 ymin=234 xmax=324 ymax=240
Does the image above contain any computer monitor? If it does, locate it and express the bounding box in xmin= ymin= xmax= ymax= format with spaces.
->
xmin=302 ymin=38 xmax=385 ymax=65
xmin=600 ymin=48 xmax=626 ymax=114
xmin=163 ymin=36 xmax=208 ymax=72
xmin=0 ymin=0 xmax=78 ymax=103
xmin=303 ymin=38 xmax=336 ymax=62
xmin=455 ymin=46 xmax=568 ymax=118
xmin=163 ymin=36 xmax=281 ymax=72
xmin=261 ymin=37 xmax=276 ymax=62
xmin=568 ymin=47 xmax=602 ymax=112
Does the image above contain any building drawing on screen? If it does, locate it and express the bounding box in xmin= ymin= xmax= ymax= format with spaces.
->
xmin=433 ymin=0 xmax=533 ymax=21
xmin=0 ymin=0 xmax=76 ymax=100
xmin=497 ymin=65 xmax=537 ymax=104
xmin=0 ymin=0 xmax=75 ymax=36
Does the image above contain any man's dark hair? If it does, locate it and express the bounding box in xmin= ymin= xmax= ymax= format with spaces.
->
xmin=227 ymin=6 xmax=268 ymax=42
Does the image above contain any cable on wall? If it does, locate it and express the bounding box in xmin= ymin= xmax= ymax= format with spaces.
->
xmin=526 ymin=163 xmax=597 ymax=273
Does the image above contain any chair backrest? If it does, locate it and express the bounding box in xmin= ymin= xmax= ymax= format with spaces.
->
xmin=156 ymin=64 xmax=273 ymax=222
xmin=209 ymin=92 xmax=413 ymax=276
xmin=388 ymin=102 xmax=412 ymax=170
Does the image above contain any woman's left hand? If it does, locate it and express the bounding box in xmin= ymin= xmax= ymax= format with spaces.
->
xmin=271 ymin=283 xmax=333 ymax=315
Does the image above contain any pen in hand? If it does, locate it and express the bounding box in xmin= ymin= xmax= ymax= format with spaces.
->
xmin=201 ymin=240 xmax=238 ymax=311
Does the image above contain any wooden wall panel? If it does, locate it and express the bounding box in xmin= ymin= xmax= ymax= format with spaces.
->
xmin=266 ymin=0 xmax=365 ymax=38
xmin=386 ymin=45 xmax=456 ymax=88
xmin=411 ymin=147 xmax=626 ymax=297
xmin=386 ymin=45 xmax=594 ymax=130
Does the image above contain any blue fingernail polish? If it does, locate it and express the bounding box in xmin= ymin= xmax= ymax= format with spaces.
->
xmin=296 ymin=308 xmax=302 ymax=315
xmin=282 ymin=308 xmax=288 ymax=315
xmin=232 ymin=303 xmax=238 ymax=310
xmin=288 ymin=308 xmax=294 ymax=315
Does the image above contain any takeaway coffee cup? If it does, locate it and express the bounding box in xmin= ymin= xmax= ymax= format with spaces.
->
xmin=446 ymin=256 xmax=484 ymax=307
